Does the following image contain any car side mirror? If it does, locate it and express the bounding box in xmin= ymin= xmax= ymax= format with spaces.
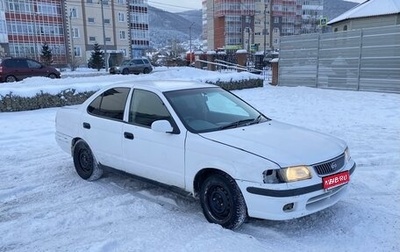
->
xmin=151 ymin=120 xmax=174 ymax=133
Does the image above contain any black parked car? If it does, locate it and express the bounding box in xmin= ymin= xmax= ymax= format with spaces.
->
xmin=0 ymin=58 xmax=61 ymax=82
xmin=109 ymin=58 xmax=153 ymax=75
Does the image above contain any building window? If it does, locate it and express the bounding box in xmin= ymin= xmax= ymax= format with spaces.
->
xmin=86 ymin=0 xmax=93 ymax=3
xmin=104 ymin=19 xmax=110 ymax=24
xmin=120 ymin=30 xmax=126 ymax=39
xmin=73 ymin=28 xmax=79 ymax=38
xmin=88 ymin=17 xmax=95 ymax=23
xmin=106 ymin=37 xmax=111 ymax=42
xmin=70 ymin=8 xmax=77 ymax=18
xmin=74 ymin=46 xmax=81 ymax=57
xmin=118 ymin=13 xmax=125 ymax=22
xmin=334 ymin=28 xmax=338 ymax=32
xmin=89 ymin=36 xmax=96 ymax=42
xmin=343 ymin=25 xmax=348 ymax=31
xmin=274 ymin=17 xmax=279 ymax=23
xmin=8 ymin=2 xmax=33 ymax=13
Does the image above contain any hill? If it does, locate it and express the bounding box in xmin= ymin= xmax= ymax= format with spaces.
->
xmin=148 ymin=6 xmax=202 ymax=49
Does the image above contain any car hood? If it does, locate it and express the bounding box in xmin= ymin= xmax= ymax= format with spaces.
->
xmin=200 ymin=120 xmax=346 ymax=167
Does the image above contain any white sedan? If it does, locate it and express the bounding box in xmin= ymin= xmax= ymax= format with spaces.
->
xmin=55 ymin=80 xmax=356 ymax=229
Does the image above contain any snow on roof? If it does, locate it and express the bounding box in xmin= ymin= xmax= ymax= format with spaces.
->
xmin=328 ymin=0 xmax=400 ymax=25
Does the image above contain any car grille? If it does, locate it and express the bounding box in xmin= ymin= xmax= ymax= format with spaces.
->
xmin=313 ymin=153 xmax=345 ymax=175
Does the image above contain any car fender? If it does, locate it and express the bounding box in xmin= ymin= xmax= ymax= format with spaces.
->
xmin=184 ymin=132 xmax=279 ymax=193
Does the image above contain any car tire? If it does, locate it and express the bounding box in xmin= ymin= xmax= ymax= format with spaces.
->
xmin=5 ymin=75 xmax=17 ymax=82
xmin=72 ymin=140 xmax=103 ymax=181
xmin=48 ymin=73 xmax=57 ymax=79
xmin=122 ymin=68 xmax=129 ymax=75
xmin=200 ymin=172 xmax=247 ymax=229
xmin=143 ymin=68 xmax=150 ymax=74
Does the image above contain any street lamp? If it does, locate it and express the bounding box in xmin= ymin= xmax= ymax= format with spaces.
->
xmin=100 ymin=0 xmax=108 ymax=71
xmin=189 ymin=22 xmax=194 ymax=64
xmin=69 ymin=9 xmax=75 ymax=68
xmin=33 ymin=13 xmax=38 ymax=60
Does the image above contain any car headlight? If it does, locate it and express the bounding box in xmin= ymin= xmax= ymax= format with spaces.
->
xmin=263 ymin=166 xmax=312 ymax=183
xmin=279 ymin=166 xmax=312 ymax=182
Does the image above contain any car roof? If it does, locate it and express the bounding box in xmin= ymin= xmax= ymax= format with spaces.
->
xmin=107 ymin=80 xmax=217 ymax=92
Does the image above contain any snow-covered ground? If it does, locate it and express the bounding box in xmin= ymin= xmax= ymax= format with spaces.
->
xmin=0 ymin=67 xmax=399 ymax=251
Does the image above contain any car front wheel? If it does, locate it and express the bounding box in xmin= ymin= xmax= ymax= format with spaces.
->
xmin=200 ymin=172 xmax=247 ymax=229
xmin=5 ymin=75 xmax=17 ymax=82
xmin=72 ymin=140 xmax=103 ymax=181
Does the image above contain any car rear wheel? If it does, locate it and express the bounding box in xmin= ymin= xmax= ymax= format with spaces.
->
xmin=143 ymin=68 xmax=150 ymax=74
xmin=5 ymin=75 xmax=17 ymax=82
xmin=122 ymin=68 xmax=129 ymax=75
xmin=200 ymin=172 xmax=247 ymax=229
xmin=72 ymin=140 xmax=103 ymax=181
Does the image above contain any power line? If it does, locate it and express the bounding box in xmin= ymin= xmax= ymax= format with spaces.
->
xmin=148 ymin=0 xmax=201 ymax=12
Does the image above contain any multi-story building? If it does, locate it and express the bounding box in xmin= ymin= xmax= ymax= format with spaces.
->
xmin=270 ymin=0 xmax=302 ymax=49
xmin=254 ymin=0 xmax=271 ymax=53
xmin=202 ymin=0 xmax=256 ymax=52
xmin=0 ymin=0 xmax=67 ymax=64
xmin=301 ymin=0 xmax=324 ymax=34
xmin=0 ymin=0 xmax=149 ymax=67
xmin=129 ymin=0 xmax=149 ymax=58
xmin=65 ymin=0 xmax=131 ymax=68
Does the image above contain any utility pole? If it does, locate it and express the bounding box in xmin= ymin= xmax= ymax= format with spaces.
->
xmin=189 ymin=22 xmax=194 ymax=64
xmin=33 ymin=13 xmax=38 ymax=60
xmin=263 ymin=2 xmax=267 ymax=58
xmin=69 ymin=9 xmax=75 ymax=68
xmin=100 ymin=0 xmax=108 ymax=71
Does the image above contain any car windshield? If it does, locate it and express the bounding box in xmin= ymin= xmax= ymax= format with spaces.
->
xmin=164 ymin=87 xmax=269 ymax=133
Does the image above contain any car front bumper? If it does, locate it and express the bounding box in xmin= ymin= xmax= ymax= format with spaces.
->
xmin=237 ymin=161 xmax=356 ymax=221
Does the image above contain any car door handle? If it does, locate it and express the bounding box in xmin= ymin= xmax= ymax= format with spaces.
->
xmin=83 ymin=122 xmax=91 ymax=129
xmin=124 ymin=132 xmax=134 ymax=140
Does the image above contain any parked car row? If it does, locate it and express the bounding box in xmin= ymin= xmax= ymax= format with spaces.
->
xmin=0 ymin=57 xmax=154 ymax=83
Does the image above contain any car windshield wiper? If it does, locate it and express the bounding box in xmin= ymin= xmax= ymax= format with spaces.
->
xmin=219 ymin=118 xmax=257 ymax=130
xmin=249 ymin=115 xmax=263 ymax=125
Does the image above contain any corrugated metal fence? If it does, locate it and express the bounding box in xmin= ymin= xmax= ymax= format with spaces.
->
xmin=278 ymin=25 xmax=400 ymax=93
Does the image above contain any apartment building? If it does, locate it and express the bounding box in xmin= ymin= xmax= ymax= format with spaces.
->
xmin=203 ymin=0 xmax=324 ymax=52
xmin=0 ymin=0 xmax=149 ymax=67
xmin=202 ymin=0 xmax=256 ymax=52
xmin=254 ymin=0 xmax=271 ymax=53
xmin=270 ymin=0 xmax=302 ymax=49
xmin=0 ymin=0 xmax=67 ymax=64
xmin=129 ymin=0 xmax=149 ymax=58
xmin=65 ymin=0 xmax=131 ymax=67
xmin=301 ymin=0 xmax=324 ymax=34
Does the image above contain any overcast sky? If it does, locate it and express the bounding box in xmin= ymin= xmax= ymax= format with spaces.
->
xmin=147 ymin=0 xmax=366 ymax=13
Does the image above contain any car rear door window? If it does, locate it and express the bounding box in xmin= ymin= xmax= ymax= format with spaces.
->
xmin=87 ymin=87 xmax=130 ymax=120
xmin=132 ymin=59 xmax=143 ymax=65
xmin=3 ymin=59 xmax=28 ymax=68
